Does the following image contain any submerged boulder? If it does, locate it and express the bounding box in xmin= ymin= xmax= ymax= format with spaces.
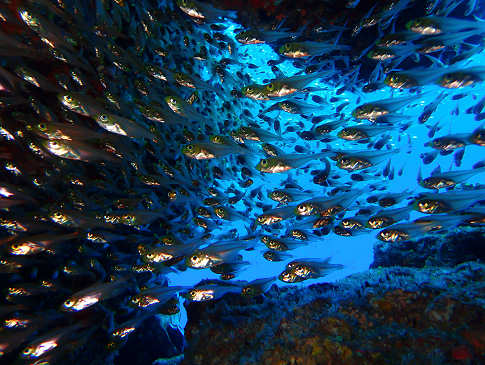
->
xmin=182 ymin=261 xmax=485 ymax=364
xmin=115 ymin=315 xmax=185 ymax=365
xmin=372 ymin=231 xmax=485 ymax=268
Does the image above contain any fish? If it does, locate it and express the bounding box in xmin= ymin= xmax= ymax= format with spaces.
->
xmin=259 ymin=98 xmax=324 ymax=117
xmin=141 ymin=240 xmax=202 ymax=264
xmin=419 ymin=91 xmax=448 ymax=124
xmin=130 ymin=286 xmax=186 ymax=309
xmin=418 ymin=162 xmax=485 ymax=189
xmin=164 ymin=94 xmax=208 ymax=121
xmin=240 ymin=277 xmax=276 ymax=297
xmin=366 ymin=190 xmax=412 ymax=207
xmin=232 ymin=125 xmax=288 ymax=144
xmin=299 ymin=117 xmax=348 ymax=140
xmin=406 ymin=16 xmax=485 ymax=35
xmin=278 ymin=41 xmax=349 ymax=58
xmin=375 ymin=31 xmax=421 ymax=48
xmin=268 ymin=188 xmax=313 ymax=205
xmin=242 ymin=71 xmax=330 ymax=100
xmin=462 ymin=206 xmax=485 ymax=226
xmin=20 ymin=324 xmax=86 ymax=360
xmin=176 ymin=0 xmax=237 ymax=23
xmin=61 ymin=277 xmax=130 ymax=311
xmin=261 ymin=143 xmax=285 ymax=157
xmin=182 ymin=142 xmax=250 ymax=160
xmin=261 ymin=235 xmax=304 ymax=251
xmin=412 ymin=188 xmax=485 ymax=214
xmin=183 ymin=280 xmax=241 ymax=302
xmin=170 ymin=70 xmax=221 ymax=93
xmin=377 ymin=214 xmax=466 ymax=242
xmin=235 ymin=27 xmax=302 ymax=45
xmin=352 ymin=94 xmax=418 ymax=122
xmin=39 ymin=138 xmax=124 ymax=162
xmin=257 ymin=205 xmax=298 ymax=225
xmin=185 ymin=240 xmax=253 ymax=269
xmin=366 ymin=205 xmax=413 ymax=229
xmin=279 ymin=258 xmax=344 ymax=283
xmin=385 ymin=65 xmax=485 ymax=89
xmin=332 ymin=149 xmax=399 ymax=172
xmin=262 ymin=250 xmax=293 ymax=262
xmin=256 ymin=153 xmax=330 ymax=173
xmin=337 ymin=124 xmax=394 ymax=141
xmin=213 ymin=206 xmax=250 ymax=221
xmin=7 ymin=232 xmax=79 ymax=256
xmin=425 ymin=134 xmax=468 ymax=151
xmin=14 ymin=65 xmax=62 ymax=93
xmin=93 ymin=112 xmax=154 ymax=139
xmin=294 ymin=189 xmax=362 ymax=217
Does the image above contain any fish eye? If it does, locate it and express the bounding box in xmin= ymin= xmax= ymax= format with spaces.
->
xmin=283 ymin=43 xmax=291 ymax=50
xmin=260 ymin=159 xmax=268 ymax=166
xmin=191 ymin=255 xmax=198 ymax=262
xmin=38 ymin=123 xmax=47 ymax=131
xmin=267 ymin=83 xmax=274 ymax=91
xmin=64 ymin=299 xmax=74 ymax=307
xmin=22 ymin=347 xmax=33 ymax=355
xmin=297 ymin=205 xmax=305 ymax=212
xmin=64 ymin=95 xmax=72 ymax=102
xmin=99 ymin=114 xmax=108 ymax=122
xmin=10 ymin=244 xmax=21 ymax=252
xmin=186 ymin=145 xmax=193 ymax=151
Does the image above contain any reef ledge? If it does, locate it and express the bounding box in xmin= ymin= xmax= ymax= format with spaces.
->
xmin=182 ymin=258 xmax=485 ymax=365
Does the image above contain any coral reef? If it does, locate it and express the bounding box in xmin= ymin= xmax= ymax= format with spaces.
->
xmin=182 ymin=262 xmax=485 ymax=365
xmin=372 ymin=231 xmax=485 ymax=268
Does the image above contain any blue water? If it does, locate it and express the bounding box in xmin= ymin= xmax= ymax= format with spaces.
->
xmin=164 ymin=12 xmax=485 ymax=289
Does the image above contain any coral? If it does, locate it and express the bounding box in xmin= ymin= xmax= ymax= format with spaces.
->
xmin=372 ymin=231 xmax=485 ymax=269
xmin=181 ymin=263 xmax=485 ymax=365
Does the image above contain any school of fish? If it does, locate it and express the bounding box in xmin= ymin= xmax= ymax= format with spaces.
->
xmin=0 ymin=0 xmax=484 ymax=363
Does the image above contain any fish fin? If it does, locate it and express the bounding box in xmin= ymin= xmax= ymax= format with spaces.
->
xmin=271 ymin=66 xmax=286 ymax=79
xmin=472 ymin=122 xmax=485 ymax=135
xmin=417 ymin=166 xmax=423 ymax=184
xmin=473 ymin=15 xmax=485 ymax=23
xmin=425 ymin=54 xmax=446 ymax=67
xmin=430 ymin=165 xmax=441 ymax=176
xmin=427 ymin=121 xmax=441 ymax=138
xmin=454 ymin=148 xmax=465 ymax=167
xmin=282 ymin=174 xmax=303 ymax=190
xmin=422 ymin=150 xmax=438 ymax=164
xmin=473 ymin=160 xmax=485 ymax=169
